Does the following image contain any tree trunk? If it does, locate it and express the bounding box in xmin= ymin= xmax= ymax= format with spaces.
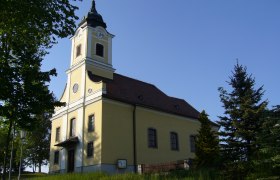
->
xmin=39 ymin=162 xmax=41 ymax=173
xmin=2 ymin=120 xmax=13 ymax=180
xmin=34 ymin=162 xmax=37 ymax=172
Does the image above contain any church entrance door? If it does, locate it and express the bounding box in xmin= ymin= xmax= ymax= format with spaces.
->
xmin=68 ymin=149 xmax=75 ymax=172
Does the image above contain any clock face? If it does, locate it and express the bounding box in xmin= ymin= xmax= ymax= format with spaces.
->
xmin=96 ymin=31 xmax=104 ymax=39
xmin=73 ymin=83 xmax=79 ymax=93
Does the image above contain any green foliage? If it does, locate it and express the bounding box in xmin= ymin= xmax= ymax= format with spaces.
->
xmin=218 ymin=62 xmax=267 ymax=177
xmin=22 ymin=113 xmax=52 ymax=173
xmin=0 ymin=0 xmax=80 ymax=49
xmin=221 ymin=161 xmax=254 ymax=180
xmin=194 ymin=110 xmax=220 ymax=168
xmin=0 ymin=0 xmax=81 ymax=129
xmin=0 ymin=120 xmax=9 ymax=170
xmin=0 ymin=122 xmax=22 ymax=172
xmin=252 ymin=106 xmax=280 ymax=178
xmin=0 ymin=0 xmax=81 ymax=178
xmin=28 ymin=170 xmax=222 ymax=180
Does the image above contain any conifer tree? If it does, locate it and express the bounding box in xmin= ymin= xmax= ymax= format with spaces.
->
xmin=195 ymin=110 xmax=219 ymax=168
xmin=218 ymin=62 xmax=267 ymax=176
xmin=255 ymin=106 xmax=280 ymax=177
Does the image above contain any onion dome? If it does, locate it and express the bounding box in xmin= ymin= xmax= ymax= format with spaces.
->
xmin=79 ymin=0 xmax=107 ymax=29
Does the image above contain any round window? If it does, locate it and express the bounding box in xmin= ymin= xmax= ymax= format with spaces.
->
xmin=88 ymin=88 xmax=93 ymax=94
xmin=73 ymin=83 xmax=79 ymax=93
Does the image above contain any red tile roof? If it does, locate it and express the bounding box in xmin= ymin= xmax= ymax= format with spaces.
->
xmin=88 ymin=71 xmax=200 ymax=120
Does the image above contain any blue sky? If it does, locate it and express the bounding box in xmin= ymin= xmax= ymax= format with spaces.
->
xmin=43 ymin=0 xmax=280 ymax=121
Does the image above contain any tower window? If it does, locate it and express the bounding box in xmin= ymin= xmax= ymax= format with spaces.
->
xmin=88 ymin=114 xmax=95 ymax=132
xmin=70 ymin=118 xmax=76 ymax=137
xmin=170 ymin=132 xmax=179 ymax=151
xmin=76 ymin=44 xmax=81 ymax=57
xmin=148 ymin=128 xmax=157 ymax=148
xmin=96 ymin=43 xmax=104 ymax=57
xmin=87 ymin=141 xmax=94 ymax=157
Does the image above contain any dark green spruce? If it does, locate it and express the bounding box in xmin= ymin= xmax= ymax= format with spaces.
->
xmin=218 ymin=62 xmax=267 ymax=178
xmin=194 ymin=110 xmax=219 ymax=169
xmin=254 ymin=106 xmax=280 ymax=177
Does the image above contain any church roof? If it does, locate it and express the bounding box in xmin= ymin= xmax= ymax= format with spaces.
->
xmin=78 ymin=0 xmax=107 ymax=29
xmin=88 ymin=72 xmax=200 ymax=120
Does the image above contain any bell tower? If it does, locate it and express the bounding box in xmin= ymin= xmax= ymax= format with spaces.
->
xmin=70 ymin=0 xmax=115 ymax=79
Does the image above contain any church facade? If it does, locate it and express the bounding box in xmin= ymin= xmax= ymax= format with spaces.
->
xmin=49 ymin=1 xmax=204 ymax=174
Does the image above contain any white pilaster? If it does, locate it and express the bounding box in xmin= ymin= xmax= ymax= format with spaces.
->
xmin=70 ymin=37 xmax=75 ymax=67
xmin=84 ymin=28 xmax=89 ymax=59
xmin=65 ymin=73 xmax=71 ymax=104
xmin=75 ymin=107 xmax=84 ymax=168
xmin=86 ymin=27 xmax=93 ymax=58
xmin=62 ymin=115 xmax=67 ymax=141
xmin=80 ymin=64 xmax=86 ymax=98
xmin=61 ymin=115 xmax=67 ymax=170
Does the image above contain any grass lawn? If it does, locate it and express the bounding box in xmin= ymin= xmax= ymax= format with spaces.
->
xmin=6 ymin=172 xmax=47 ymax=180
xmin=24 ymin=170 xmax=222 ymax=180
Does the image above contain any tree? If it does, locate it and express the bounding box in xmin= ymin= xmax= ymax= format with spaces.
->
xmin=254 ymin=106 xmax=280 ymax=177
xmin=218 ymin=62 xmax=267 ymax=177
xmin=0 ymin=122 xmax=21 ymax=174
xmin=0 ymin=1 xmax=81 ymax=179
xmin=0 ymin=120 xmax=8 ymax=172
xmin=23 ymin=113 xmax=52 ymax=173
xmin=195 ymin=110 xmax=220 ymax=169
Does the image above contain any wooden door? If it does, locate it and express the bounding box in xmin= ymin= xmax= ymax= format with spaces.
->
xmin=68 ymin=149 xmax=75 ymax=172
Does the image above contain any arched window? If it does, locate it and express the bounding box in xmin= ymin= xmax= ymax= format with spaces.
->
xmin=70 ymin=118 xmax=76 ymax=137
xmin=96 ymin=43 xmax=104 ymax=57
xmin=54 ymin=151 xmax=59 ymax=164
xmin=170 ymin=132 xmax=179 ymax=151
xmin=87 ymin=141 xmax=94 ymax=157
xmin=88 ymin=114 xmax=95 ymax=132
xmin=190 ymin=135 xmax=196 ymax=153
xmin=148 ymin=128 xmax=157 ymax=148
xmin=55 ymin=127 xmax=60 ymax=142
xmin=76 ymin=44 xmax=81 ymax=57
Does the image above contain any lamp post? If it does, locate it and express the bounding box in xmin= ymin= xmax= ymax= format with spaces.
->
xmin=17 ymin=131 xmax=26 ymax=180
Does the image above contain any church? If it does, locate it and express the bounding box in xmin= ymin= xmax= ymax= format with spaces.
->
xmin=49 ymin=1 xmax=206 ymax=174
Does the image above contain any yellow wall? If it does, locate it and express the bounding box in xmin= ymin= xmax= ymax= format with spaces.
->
xmin=91 ymin=32 xmax=109 ymax=64
xmin=69 ymin=66 xmax=83 ymax=103
xmin=67 ymin=110 xmax=78 ymax=139
xmin=85 ymin=71 xmax=107 ymax=96
xmin=50 ymin=117 xmax=63 ymax=172
xmin=135 ymin=107 xmax=200 ymax=164
xmin=73 ymin=33 xmax=85 ymax=64
xmin=83 ymin=100 xmax=103 ymax=166
xmin=50 ymin=97 xmax=200 ymax=172
xmin=100 ymin=98 xmax=200 ymax=166
xmin=101 ymin=100 xmax=134 ymax=166
xmin=86 ymin=66 xmax=113 ymax=80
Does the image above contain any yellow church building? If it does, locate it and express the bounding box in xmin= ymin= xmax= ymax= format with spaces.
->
xmin=49 ymin=1 xmax=205 ymax=174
